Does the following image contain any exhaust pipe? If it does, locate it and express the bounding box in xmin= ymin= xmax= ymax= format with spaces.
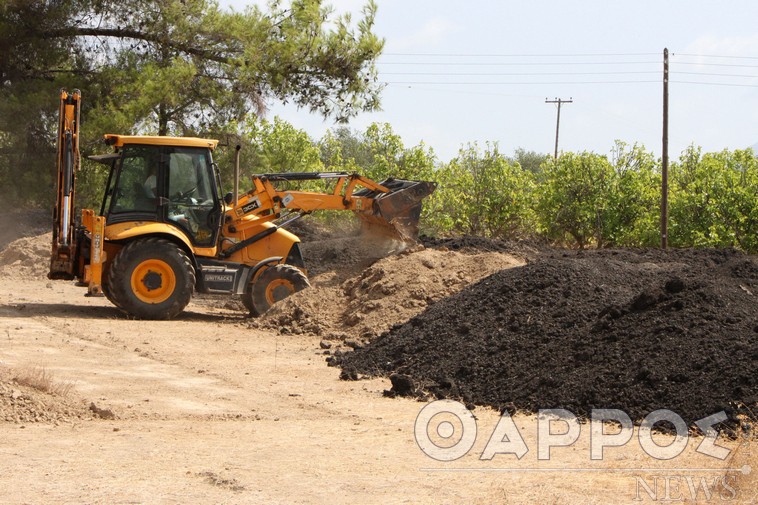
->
xmin=233 ymin=144 xmax=241 ymax=207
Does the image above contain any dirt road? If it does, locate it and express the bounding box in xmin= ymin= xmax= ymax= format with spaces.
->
xmin=0 ymin=278 xmax=754 ymax=504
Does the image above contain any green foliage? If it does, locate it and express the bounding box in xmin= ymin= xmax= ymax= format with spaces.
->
xmin=606 ymin=142 xmax=661 ymax=247
xmin=536 ymin=151 xmax=616 ymax=248
xmin=242 ymin=116 xmax=324 ymax=175
xmin=510 ymin=148 xmax=549 ymax=175
xmin=427 ymin=143 xmax=534 ymax=239
xmin=317 ymin=122 xmax=439 ymax=231
xmin=76 ymin=160 xmax=110 ymax=212
xmin=318 ymin=123 xmax=436 ymax=181
xmin=669 ymin=146 xmax=758 ymax=251
xmin=534 ymin=143 xmax=664 ymax=249
xmin=319 ymin=127 xmax=373 ymax=171
xmin=144 ymin=116 xmax=758 ymax=252
xmin=0 ymin=0 xmax=384 ymax=207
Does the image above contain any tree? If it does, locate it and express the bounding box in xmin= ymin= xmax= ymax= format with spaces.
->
xmin=535 ymin=151 xmax=615 ymax=248
xmin=319 ymin=126 xmax=373 ymax=171
xmin=243 ymin=116 xmax=324 ymax=174
xmin=431 ymin=143 xmax=535 ymax=239
xmin=203 ymin=116 xmax=326 ymax=210
xmin=0 ymin=0 xmax=384 ymax=206
xmin=606 ymin=141 xmax=660 ymax=247
xmin=510 ymin=148 xmax=549 ymax=174
xmin=669 ymin=146 xmax=758 ymax=251
xmin=319 ymin=122 xmax=437 ymax=181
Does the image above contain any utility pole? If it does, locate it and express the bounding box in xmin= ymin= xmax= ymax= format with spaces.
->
xmin=546 ymin=97 xmax=573 ymax=160
xmin=661 ymin=48 xmax=669 ymax=249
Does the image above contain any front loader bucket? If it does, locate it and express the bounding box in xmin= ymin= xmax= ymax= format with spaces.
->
xmin=354 ymin=179 xmax=437 ymax=240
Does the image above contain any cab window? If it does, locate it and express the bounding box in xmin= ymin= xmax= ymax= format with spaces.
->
xmin=109 ymin=146 xmax=160 ymax=215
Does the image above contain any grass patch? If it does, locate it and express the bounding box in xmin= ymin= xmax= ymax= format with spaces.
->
xmin=13 ymin=366 xmax=74 ymax=396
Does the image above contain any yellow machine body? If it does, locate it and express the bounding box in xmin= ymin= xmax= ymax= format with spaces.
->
xmin=49 ymin=92 xmax=435 ymax=319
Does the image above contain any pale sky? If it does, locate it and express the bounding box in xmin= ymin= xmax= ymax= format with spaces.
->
xmin=220 ymin=0 xmax=758 ymax=161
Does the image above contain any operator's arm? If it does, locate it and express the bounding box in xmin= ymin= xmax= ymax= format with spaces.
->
xmin=144 ymin=174 xmax=157 ymax=197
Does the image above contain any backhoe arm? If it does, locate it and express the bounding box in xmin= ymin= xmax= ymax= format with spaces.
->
xmin=49 ymin=89 xmax=81 ymax=279
xmin=48 ymin=89 xmax=105 ymax=296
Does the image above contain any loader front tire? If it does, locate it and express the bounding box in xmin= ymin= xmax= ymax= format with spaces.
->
xmin=101 ymin=280 xmax=121 ymax=309
xmin=107 ymin=238 xmax=195 ymax=320
xmin=244 ymin=264 xmax=310 ymax=316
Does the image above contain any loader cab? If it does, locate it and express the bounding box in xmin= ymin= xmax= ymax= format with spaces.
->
xmin=95 ymin=135 xmax=222 ymax=247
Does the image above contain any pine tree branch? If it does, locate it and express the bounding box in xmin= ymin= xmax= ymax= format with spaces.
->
xmin=42 ymin=27 xmax=234 ymax=65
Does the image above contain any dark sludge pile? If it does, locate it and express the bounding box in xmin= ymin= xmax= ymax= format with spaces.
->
xmin=338 ymin=248 xmax=758 ymax=429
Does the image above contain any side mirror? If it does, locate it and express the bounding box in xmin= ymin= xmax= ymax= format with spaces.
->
xmin=224 ymin=192 xmax=234 ymax=205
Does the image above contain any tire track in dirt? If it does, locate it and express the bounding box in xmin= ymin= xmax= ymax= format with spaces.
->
xmin=1 ymin=298 xmax=254 ymax=420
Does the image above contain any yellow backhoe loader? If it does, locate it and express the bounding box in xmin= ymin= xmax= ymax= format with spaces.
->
xmin=49 ymin=90 xmax=435 ymax=319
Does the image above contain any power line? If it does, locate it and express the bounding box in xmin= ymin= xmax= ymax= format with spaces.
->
xmin=383 ymin=80 xmax=661 ymax=85
xmin=378 ymin=61 xmax=758 ymax=69
xmin=676 ymin=71 xmax=758 ymax=78
xmin=673 ymin=53 xmax=758 ymax=60
xmin=383 ymin=52 xmax=659 ymax=57
xmin=381 ymin=52 xmax=758 ymax=61
xmin=378 ymin=61 xmax=660 ymax=66
xmin=672 ymin=80 xmax=758 ymax=88
xmin=381 ymin=71 xmax=659 ymax=76
xmin=384 ymin=83 xmax=545 ymax=99
xmin=381 ymin=70 xmax=758 ymax=78
xmin=385 ymin=80 xmax=758 ymax=88
xmin=674 ymin=61 xmax=758 ymax=68
xmin=377 ymin=53 xmax=758 ymax=71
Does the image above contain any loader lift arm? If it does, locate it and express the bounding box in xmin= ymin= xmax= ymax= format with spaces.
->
xmin=229 ymin=172 xmax=436 ymax=241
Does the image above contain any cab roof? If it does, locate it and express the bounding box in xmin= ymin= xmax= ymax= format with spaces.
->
xmin=104 ymin=134 xmax=219 ymax=150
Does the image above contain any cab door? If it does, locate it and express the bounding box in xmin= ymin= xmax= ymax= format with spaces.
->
xmin=164 ymin=146 xmax=221 ymax=247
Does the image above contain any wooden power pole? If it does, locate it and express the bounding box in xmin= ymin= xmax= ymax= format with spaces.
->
xmin=546 ymin=97 xmax=573 ymax=159
xmin=661 ymin=48 xmax=669 ymax=249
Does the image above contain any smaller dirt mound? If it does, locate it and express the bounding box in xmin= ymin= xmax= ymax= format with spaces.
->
xmin=254 ymin=247 xmax=523 ymax=342
xmin=0 ymin=232 xmax=52 ymax=280
xmin=0 ymin=367 xmax=92 ymax=424
xmin=0 ymin=209 xmax=51 ymax=252
xmin=420 ymin=235 xmax=544 ymax=259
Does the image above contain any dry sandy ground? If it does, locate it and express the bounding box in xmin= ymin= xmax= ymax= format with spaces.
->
xmin=0 ymin=278 xmax=755 ymax=504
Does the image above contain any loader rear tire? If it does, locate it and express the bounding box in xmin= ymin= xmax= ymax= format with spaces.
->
xmin=244 ymin=264 xmax=310 ymax=316
xmin=107 ymin=238 xmax=195 ymax=320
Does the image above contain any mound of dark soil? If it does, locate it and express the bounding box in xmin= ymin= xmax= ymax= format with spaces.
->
xmin=340 ymin=248 xmax=758 ymax=426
